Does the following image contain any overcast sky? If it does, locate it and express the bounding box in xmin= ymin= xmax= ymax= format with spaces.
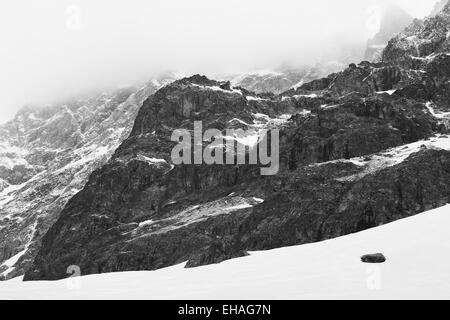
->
xmin=0 ymin=0 xmax=440 ymax=124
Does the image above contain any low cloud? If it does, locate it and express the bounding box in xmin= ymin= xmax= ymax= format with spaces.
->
xmin=0 ymin=0 xmax=439 ymax=123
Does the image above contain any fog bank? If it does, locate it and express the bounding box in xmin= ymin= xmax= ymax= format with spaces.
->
xmin=0 ymin=0 xmax=439 ymax=123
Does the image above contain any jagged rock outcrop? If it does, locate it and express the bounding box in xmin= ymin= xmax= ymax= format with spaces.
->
xmin=24 ymin=75 xmax=449 ymax=281
xmin=361 ymin=253 xmax=386 ymax=263
xmin=0 ymin=74 xmax=178 ymax=279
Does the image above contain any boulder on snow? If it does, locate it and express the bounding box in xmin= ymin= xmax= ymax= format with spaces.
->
xmin=361 ymin=253 xmax=386 ymax=263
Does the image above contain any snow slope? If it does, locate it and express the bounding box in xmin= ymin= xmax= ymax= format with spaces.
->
xmin=1 ymin=204 xmax=449 ymax=300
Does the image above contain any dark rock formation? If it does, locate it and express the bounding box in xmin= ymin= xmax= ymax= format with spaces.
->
xmin=361 ymin=253 xmax=386 ymax=264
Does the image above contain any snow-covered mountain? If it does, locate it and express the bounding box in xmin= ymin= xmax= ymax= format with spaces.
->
xmin=429 ymin=0 xmax=449 ymax=17
xmin=2 ymin=204 xmax=450 ymax=299
xmin=0 ymin=74 xmax=178 ymax=280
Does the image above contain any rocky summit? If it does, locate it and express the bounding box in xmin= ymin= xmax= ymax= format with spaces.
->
xmin=23 ymin=4 xmax=450 ymax=281
xmin=0 ymin=4 xmax=446 ymax=281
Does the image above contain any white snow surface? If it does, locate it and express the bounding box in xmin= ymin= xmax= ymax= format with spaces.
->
xmin=1 ymin=204 xmax=450 ymax=300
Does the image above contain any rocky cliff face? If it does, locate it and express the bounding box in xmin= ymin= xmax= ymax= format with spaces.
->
xmin=19 ymin=5 xmax=450 ymax=281
xmin=0 ymin=75 xmax=177 ymax=279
